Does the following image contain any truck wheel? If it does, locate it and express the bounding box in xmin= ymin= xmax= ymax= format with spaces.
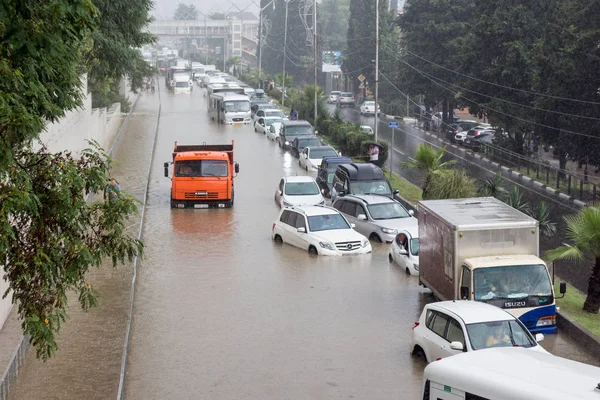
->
xmin=170 ymin=199 xmax=176 ymax=209
xmin=230 ymin=188 xmax=235 ymax=207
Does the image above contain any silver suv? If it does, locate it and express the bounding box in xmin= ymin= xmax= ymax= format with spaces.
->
xmin=332 ymin=194 xmax=417 ymax=243
xmin=336 ymin=92 xmax=355 ymax=107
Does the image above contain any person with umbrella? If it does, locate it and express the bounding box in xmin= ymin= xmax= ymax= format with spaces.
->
xmin=368 ymin=143 xmax=380 ymax=164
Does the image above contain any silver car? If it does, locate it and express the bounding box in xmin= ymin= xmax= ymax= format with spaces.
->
xmin=332 ymin=194 xmax=417 ymax=243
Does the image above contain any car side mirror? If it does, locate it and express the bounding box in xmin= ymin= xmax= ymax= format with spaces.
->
xmin=278 ymin=190 xmax=282 ymax=196
xmin=449 ymin=341 xmax=464 ymax=352
xmin=409 ymin=210 xmax=415 ymax=216
xmin=350 ymin=223 xmax=356 ymax=228
xmin=535 ymin=333 xmax=545 ymax=343
xmin=460 ymin=285 xmax=469 ymax=300
xmin=315 ymin=130 xmax=319 ymax=135
xmin=297 ymin=227 xmax=306 ymax=233
xmin=338 ymin=190 xmax=345 ymax=196
xmin=321 ymin=188 xmax=325 ymax=194
xmin=357 ymin=213 xmax=367 ymax=221
xmin=560 ymin=281 xmax=567 ymax=294
xmin=393 ymin=189 xmax=399 ymax=195
xmin=163 ymin=162 xmax=169 ymax=178
xmin=398 ymin=247 xmax=408 ymax=255
xmin=235 ymin=163 xmax=240 ymax=174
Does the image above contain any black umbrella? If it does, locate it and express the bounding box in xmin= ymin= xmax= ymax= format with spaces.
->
xmin=364 ymin=141 xmax=383 ymax=149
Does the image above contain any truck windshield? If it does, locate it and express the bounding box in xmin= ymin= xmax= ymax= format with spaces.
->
xmin=175 ymin=81 xmax=189 ymax=88
xmin=466 ymin=320 xmax=536 ymax=350
xmin=224 ymin=101 xmax=250 ymax=112
xmin=473 ymin=264 xmax=553 ymax=305
xmin=175 ymin=160 xmax=228 ymax=177
xmin=350 ymin=180 xmax=392 ymax=196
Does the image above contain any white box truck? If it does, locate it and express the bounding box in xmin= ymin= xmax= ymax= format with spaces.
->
xmin=418 ymin=197 xmax=565 ymax=334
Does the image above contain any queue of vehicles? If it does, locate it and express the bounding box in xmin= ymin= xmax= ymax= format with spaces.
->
xmin=163 ymin=79 xmax=583 ymax=396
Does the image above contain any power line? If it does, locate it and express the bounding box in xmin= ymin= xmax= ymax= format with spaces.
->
xmin=403 ymin=48 xmax=600 ymax=106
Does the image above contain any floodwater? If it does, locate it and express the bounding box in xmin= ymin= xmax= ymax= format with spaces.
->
xmin=6 ymin=84 xmax=600 ymax=400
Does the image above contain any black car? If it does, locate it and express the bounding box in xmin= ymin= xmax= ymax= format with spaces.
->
xmin=278 ymin=120 xmax=315 ymax=150
xmin=290 ymin=137 xmax=324 ymax=158
xmin=316 ymin=156 xmax=353 ymax=197
xmin=464 ymin=132 xmax=494 ymax=151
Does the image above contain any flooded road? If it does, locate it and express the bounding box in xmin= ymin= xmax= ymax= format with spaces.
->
xmin=6 ymin=84 xmax=600 ymax=400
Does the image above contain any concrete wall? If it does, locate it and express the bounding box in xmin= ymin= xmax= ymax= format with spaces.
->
xmin=0 ymin=74 xmax=134 ymax=330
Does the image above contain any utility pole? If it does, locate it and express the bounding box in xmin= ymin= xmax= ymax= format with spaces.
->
xmin=374 ymin=0 xmax=380 ymax=142
xmin=282 ymin=0 xmax=291 ymax=108
xmin=258 ymin=0 xmax=276 ymax=88
xmin=313 ymin=0 xmax=318 ymax=126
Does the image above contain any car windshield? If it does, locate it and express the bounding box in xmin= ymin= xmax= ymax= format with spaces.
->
xmin=265 ymin=110 xmax=286 ymax=118
xmin=466 ymin=320 xmax=536 ymax=350
xmin=473 ymin=264 xmax=553 ymax=303
xmin=410 ymin=238 xmax=419 ymax=256
xmin=175 ymin=160 xmax=228 ymax=177
xmin=367 ymin=202 xmax=410 ymax=219
xmin=286 ymin=126 xmax=314 ymax=135
xmin=224 ymin=100 xmax=250 ymax=112
xmin=310 ymin=149 xmax=338 ymax=159
xmin=298 ymin=139 xmax=321 ymax=148
xmin=284 ymin=181 xmax=320 ymax=195
xmin=308 ymin=213 xmax=350 ymax=232
xmin=350 ymin=180 xmax=392 ymax=196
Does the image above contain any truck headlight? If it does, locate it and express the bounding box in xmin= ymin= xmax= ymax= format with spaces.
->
xmin=381 ymin=227 xmax=398 ymax=235
xmin=319 ymin=241 xmax=335 ymax=250
xmin=536 ymin=316 xmax=556 ymax=327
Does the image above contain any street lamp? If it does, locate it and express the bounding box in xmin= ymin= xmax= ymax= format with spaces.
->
xmin=313 ymin=0 xmax=317 ymax=126
xmin=374 ymin=0 xmax=380 ymax=142
xmin=256 ymin=0 xmax=276 ymax=87
xmin=282 ymin=0 xmax=291 ymax=108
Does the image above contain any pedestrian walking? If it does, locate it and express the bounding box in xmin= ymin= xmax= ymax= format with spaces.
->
xmin=368 ymin=144 xmax=379 ymax=164
xmin=105 ymin=178 xmax=121 ymax=205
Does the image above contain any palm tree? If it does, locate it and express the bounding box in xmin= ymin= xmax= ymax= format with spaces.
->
xmin=227 ymin=56 xmax=242 ymax=77
xmin=504 ymin=186 xmax=531 ymax=215
xmin=545 ymin=207 xmax=600 ymax=313
xmin=403 ymin=144 xmax=456 ymax=199
xmin=426 ymin=168 xmax=476 ymax=200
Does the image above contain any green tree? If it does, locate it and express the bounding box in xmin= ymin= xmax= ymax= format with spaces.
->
xmin=426 ymin=169 xmax=476 ymax=200
xmin=227 ymin=55 xmax=242 ymax=77
xmin=545 ymin=207 xmax=600 ymax=313
xmin=174 ymin=3 xmax=198 ymax=20
xmin=478 ymin=173 xmax=507 ymax=198
xmin=1 ymin=2 xmax=144 ymax=359
xmin=85 ymin=0 xmax=156 ymax=108
xmin=402 ymin=144 xmax=456 ymax=199
xmin=318 ymin=0 xmax=350 ymax=51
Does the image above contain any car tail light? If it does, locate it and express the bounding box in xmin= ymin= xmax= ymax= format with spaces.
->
xmin=412 ymin=321 xmax=419 ymax=329
xmin=272 ymin=223 xmax=276 ymax=231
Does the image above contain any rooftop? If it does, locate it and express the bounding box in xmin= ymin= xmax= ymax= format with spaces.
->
xmin=428 ymin=300 xmax=514 ymax=324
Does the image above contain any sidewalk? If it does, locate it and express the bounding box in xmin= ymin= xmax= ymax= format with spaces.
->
xmin=0 ymin=89 xmax=159 ymax=399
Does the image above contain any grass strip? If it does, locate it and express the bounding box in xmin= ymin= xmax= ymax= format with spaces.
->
xmin=554 ymin=281 xmax=600 ymax=338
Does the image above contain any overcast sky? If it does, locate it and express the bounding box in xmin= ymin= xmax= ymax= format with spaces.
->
xmin=152 ymin=0 xmax=260 ymax=19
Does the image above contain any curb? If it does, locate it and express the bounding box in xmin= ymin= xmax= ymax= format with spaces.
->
xmin=556 ymin=310 xmax=600 ymax=360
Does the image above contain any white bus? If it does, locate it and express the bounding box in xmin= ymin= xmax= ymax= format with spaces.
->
xmin=422 ymin=347 xmax=600 ymax=400
xmin=208 ymin=93 xmax=251 ymax=125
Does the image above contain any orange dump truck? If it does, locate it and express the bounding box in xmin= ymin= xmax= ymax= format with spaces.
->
xmin=164 ymin=141 xmax=239 ymax=208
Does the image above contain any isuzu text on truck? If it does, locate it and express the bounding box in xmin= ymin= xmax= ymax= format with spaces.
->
xmin=418 ymin=197 xmax=565 ymax=334
xmin=164 ymin=141 xmax=239 ymax=209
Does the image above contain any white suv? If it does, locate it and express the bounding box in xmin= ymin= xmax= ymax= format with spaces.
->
xmin=271 ymin=205 xmax=372 ymax=256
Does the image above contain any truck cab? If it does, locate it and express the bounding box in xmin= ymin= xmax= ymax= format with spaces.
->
xmin=164 ymin=141 xmax=239 ymax=209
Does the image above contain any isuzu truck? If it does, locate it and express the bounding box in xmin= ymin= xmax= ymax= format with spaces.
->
xmin=164 ymin=141 xmax=239 ymax=209
xmin=418 ymin=197 xmax=565 ymax=334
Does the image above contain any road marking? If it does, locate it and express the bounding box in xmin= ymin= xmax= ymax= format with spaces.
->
xmin=393 ymin=148 xmax=405 ymax=156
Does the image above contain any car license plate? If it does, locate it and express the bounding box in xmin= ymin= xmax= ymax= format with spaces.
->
xmin=194 ymin=204 xmax=209 ymax=209
xmin=195 ymin=191 xmax=207 ymax=195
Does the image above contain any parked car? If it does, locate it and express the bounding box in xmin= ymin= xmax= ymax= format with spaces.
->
xmin=250 ymin=101 xmax=276 ymax=118
xmin=464 ymin=132 xmax=494 ymax=151
xmin=331 ymin=163 xmax=398 ymax=203
xmin=388 ymin=228 xmax=419 ymax=275
xmin=359 ymin=101 xmax=380 ymax=116
xmin=332 ymin=194 xmax=417 ymax=243
xmin=445 ymin=121 xmax=480 ymax=142
xmin=299 ymin=146 xmax=339 ymax=171
xmin=291 ymin=137 xmax=325 ymax=158
xmin=336 ymin=92 xmax=355 ymax=108
xmin=278 ymin=120 xmax=316 ymax=150
xmin=327 ymin=91 xmax=341 ymax=104
xmin=266 ymin=122 xmax=283 ymax=141
xmin=411 ymin=301 xmax=548 ymax=363
xmin=316 ymin=156 xmax=353 ymax=198
xmin=271 ymin=205 xmax=372 ymax=256
xmin=431 ymin=112 xmax=460 ymax=130
xmin=274 ymin=176 xmax=325 ymax=208
xmin=360 ymin=125 xmax=374 ymax=135
xmin=253 ymin=107 xmax=287 ymax=123
xmin=254 ymin=116 xmax=283 ymax=135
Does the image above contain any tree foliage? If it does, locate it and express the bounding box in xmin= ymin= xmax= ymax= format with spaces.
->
xmin=85 ymin=0 xmax=156 ymax=108
xmin=402 ymin=144 xmax=455 ymax=199
xmin=545 ymin=207 xmax=600 ymax=313
xmin=1 ymin=1 xmax=146 ymax=359
xmin=426 ymin=168 xmax=476 ymax=200
xmin=174 ymin=3 xmax=198 ymax=20
xmin=318 ymin=0 xmax=350 ymax=52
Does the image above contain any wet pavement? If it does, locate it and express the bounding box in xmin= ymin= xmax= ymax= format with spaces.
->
xmin=5 ymin=85 xmax=600 ymax=400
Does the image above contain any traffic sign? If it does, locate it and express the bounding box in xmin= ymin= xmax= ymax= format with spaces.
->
xmin=358 ymin=82 xmax=365 ymax=89
xmin=388 ymin=122 xmax=399 ymax=128
xmin=358 ymin=74 xmax=365 ymax=82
